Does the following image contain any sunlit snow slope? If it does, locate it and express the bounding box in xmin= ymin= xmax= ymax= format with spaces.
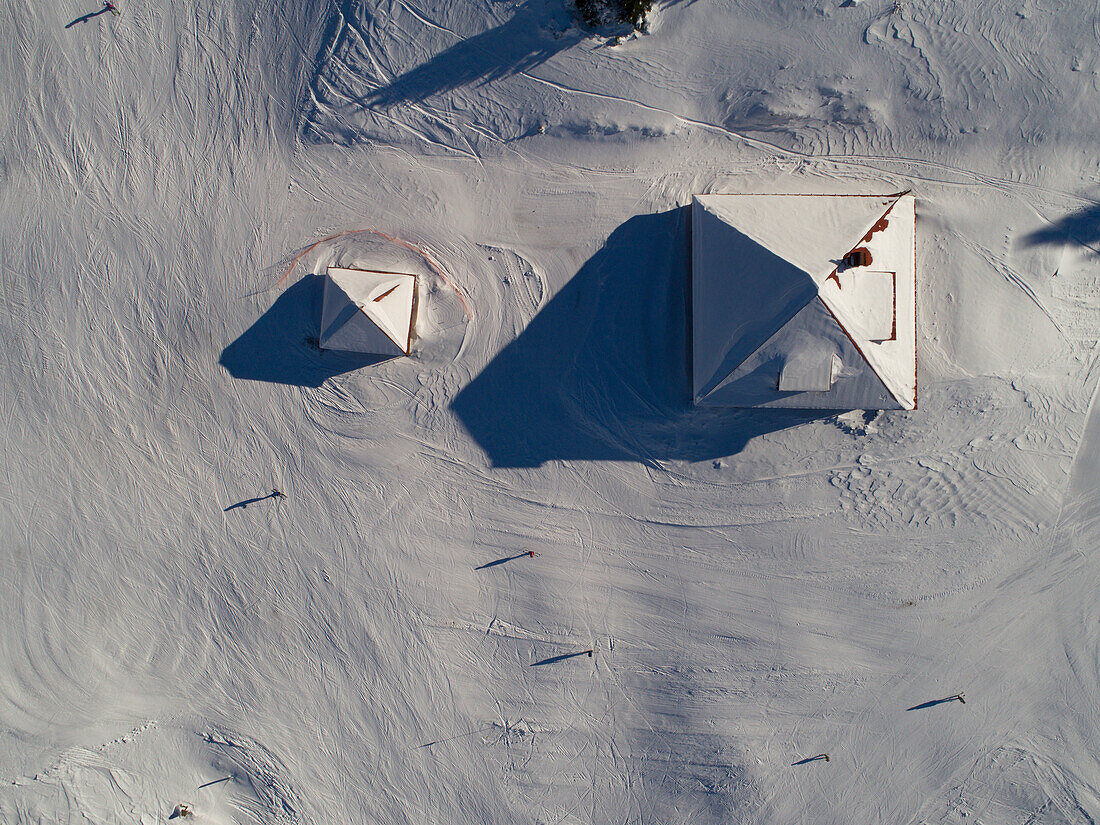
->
xmin=4 ymin=1 xmax=1100 ymax=823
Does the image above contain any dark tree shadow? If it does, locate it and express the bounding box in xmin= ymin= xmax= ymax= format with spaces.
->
xmin=220 ymin=274 xmax=393 ymax=387
xmin=305 ymin=0 xmax=698 ymax=143
xmin=1021 ymin=203 xmax=1100 ymax=253
xmin=365 ymin=0 xmax=582 ymax=110
xmin=450 ymin=208 xmax=833 ymax=468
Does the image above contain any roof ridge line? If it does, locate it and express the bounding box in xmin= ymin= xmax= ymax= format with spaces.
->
xmin=816 ymin=291 xmax=906 ymax=407
xmin=697 ymin=262 xmax=819 ymax=403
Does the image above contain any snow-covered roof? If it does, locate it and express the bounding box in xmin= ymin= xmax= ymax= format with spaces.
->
xmin=692 ymin=193 xmax=916 ymax=410
xmin=779 ymin=350 xmax=841 ymax=393
xmin=319 ymin=267 xmax=417 ymax=356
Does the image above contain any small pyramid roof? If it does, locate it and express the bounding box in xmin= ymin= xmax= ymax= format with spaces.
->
xmin=692 ymin=193 xmax=916 ymax=410
xmin=319 ymin=267 xmax=416 ymax=356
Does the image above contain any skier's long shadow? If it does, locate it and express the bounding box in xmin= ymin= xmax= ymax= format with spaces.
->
xmin=905 ymin=695 xmax=964 ymax=711
xmin=530 ymin=651 xmax=593 ymax=666
xmin=475 ymin=552 xmax=531 ymax=570
xmin=66 ymin=4 xmax=113 ymax=28
xmin=224 ymin=492 xmax=280 ymax=512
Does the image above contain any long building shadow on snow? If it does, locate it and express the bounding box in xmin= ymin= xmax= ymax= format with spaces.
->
xmin=450 ymin=208 xmax=831 ymax=468
xmin=220 ymin=274 xmax=392 ymax=387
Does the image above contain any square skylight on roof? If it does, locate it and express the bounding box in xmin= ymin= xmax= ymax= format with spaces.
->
xmin=834 ymin=270 xmax=896 ymax=341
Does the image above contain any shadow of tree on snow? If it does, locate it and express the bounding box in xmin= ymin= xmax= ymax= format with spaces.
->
xmin=1021 ymin=202 xmax=1100 ymax=254
xmin=366 ymin=0 xmax=582 ymax=110
xmin=304 ymin=0 xmax=695 ymax=143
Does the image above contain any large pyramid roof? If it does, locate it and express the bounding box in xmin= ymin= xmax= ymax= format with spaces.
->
xmin=319 ymin=267 xmax=416 ymax=356
xmin=692 ymin=193 xmax=916 ymax=410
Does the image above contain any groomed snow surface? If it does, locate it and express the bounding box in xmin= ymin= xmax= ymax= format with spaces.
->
xmin=3 ymin=1 xmax=1100 ymax=824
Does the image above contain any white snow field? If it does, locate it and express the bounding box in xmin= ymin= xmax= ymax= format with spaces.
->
xmin=3 ymin=0 xmax=1100 ymax=823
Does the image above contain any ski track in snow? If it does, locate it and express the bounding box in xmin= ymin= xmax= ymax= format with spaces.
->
xmin=4 ymin=0 xmax=1100 ymax=824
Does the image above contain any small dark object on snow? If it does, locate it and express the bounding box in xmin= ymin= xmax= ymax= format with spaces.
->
xmin=843 ymin=247 xmax=872 ymax=268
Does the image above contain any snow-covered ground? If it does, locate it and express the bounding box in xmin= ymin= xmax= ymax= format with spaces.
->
xmin=3 ymin=0 xmax=1100 ymax=822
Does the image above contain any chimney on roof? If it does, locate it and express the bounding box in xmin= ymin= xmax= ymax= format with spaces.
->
xmin=843 ymin=247 xmax=872 ymax=268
